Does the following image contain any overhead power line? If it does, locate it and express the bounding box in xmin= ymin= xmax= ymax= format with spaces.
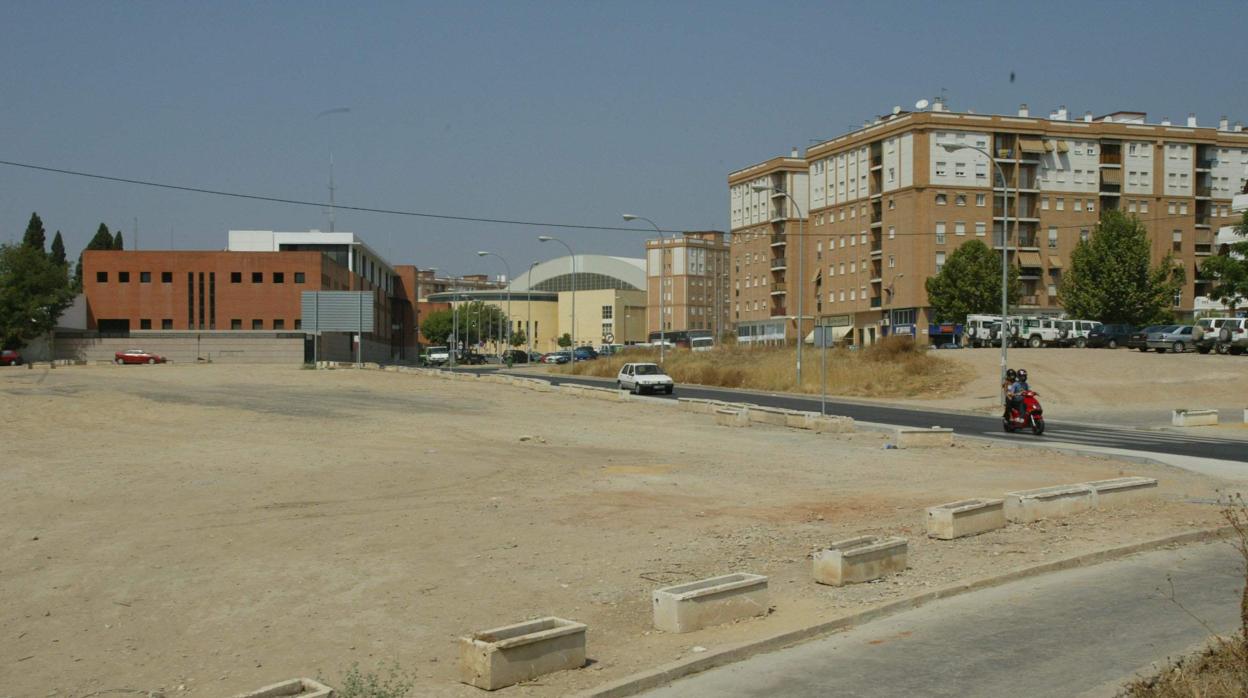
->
xmin=0 ymin=158 xmax=686 ymax=234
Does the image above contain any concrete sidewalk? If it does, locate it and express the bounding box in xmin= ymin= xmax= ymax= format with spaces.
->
xmin=642 ymin=541 xmax=1242 ymax=698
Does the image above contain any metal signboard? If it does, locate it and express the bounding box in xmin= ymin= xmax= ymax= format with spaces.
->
xmin=819 ymin=314 xmax=852 ymax=328
xmin=300 ymin=291 xmax=374 ymax=333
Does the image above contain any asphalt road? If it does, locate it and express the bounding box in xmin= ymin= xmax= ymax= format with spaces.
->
xmin=526 ymin=372 xmax=1248 ymax=465
xmin=641 ymin=542 xmax=1242 ymax=698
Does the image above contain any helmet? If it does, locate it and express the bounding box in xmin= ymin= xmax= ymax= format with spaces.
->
xmin=1017 ymin=369 xmax=1028 ymax=382
xmin=1005 ymin=368 xmax=1017 ymax=382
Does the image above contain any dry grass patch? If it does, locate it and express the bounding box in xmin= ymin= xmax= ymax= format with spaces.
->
xmin=1123 ymin=636 xmax=1248 ymax=697
xmin=564 ymin=336 xmax=970 ymax=398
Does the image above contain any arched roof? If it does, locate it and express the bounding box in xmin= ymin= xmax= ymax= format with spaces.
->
xmin=508 ymin=255 xmax=646 ymax=292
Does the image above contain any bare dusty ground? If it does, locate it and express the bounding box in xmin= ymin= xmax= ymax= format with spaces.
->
xmin=878 ymin=347 xmax=1248 ymax=426
xmin=0 ymin=364 xmax=1233 ymax=697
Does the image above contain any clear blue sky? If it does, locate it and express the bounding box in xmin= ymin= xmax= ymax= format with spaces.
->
xmin=3 ymin=1 xmax=1246 ymax=276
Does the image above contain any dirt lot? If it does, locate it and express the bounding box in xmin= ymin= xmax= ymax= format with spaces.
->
xmin=883 ymin=347 xmax=1248 ymax=426
xmin=0 ymin=364 xmax=1233 ymax=697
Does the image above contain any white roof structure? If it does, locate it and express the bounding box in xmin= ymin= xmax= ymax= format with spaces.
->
xmin=508 ymin=255 xmax=645 ymax=292
xmin=227 ymin=230 xmax=394 ymax=275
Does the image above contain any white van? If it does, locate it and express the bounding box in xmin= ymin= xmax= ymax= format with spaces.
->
xmin=1057 ymin=320 xmax=1103 ymax=348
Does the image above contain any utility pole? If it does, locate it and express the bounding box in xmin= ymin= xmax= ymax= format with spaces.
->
xmin=317 ymin=107 xmax=351 ymax=233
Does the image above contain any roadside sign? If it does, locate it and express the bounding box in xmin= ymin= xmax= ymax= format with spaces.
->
xmin=604 ymin=332 xmax=615 ymax=343
xmin=819 ymin=314 xmax=852 ymax=328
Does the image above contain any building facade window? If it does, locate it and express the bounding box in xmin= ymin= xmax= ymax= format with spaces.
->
xmin=231 ymin=319 xmax=242 ymax=330
xmin=294 ymin=272 xmax=305 ymax=283
xmin=140 ymin=319 xmax=151 ymax=329
xmin=161 ymin=271 xmax=173 ymax=283
xmin=273 ymin=319 xmax=285 ymax=330
xmin=162 ymin=319 xmax=173 ymax=330
xmin=252 ymin=319 xmax=263 ymax=330
xmin=96 ymin=271 xmax=108 ymax=282
xmin=602 ymin=305 xmax=613 ymax=319
xmin=935 ymin=222 xmax=946 ymax=244
xmin=976 ymin=222 xmax=986 ymax=236
xmin=119 ymin=271 xmax=130 ymax=283
xmin=140 ymin=272 xmax=151 ymax=283
xmin=1048 ymin=227 xmax=1058 ymax=248
xmin=935 ymin=252 xmax=946 ymax=274
xmin=231 ymin=272 xmax=242 ymax=283
xmin=273 ymin=272 xmax=284 ymax=283
xmin=251 ymin=272 xmax=262 ymax=283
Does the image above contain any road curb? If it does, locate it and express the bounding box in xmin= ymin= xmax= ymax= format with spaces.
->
xmin=575 ymin=526 xmax=1232 ymax=698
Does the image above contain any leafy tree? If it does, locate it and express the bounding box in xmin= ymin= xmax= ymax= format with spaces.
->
xmin=22 ymin=212 xmax=47 ymax=253
xmin=420 ymin=309 xmax=454 ymax=345
xmin=1198 ymin=210 xmax=1248 ymax=312
xmin=924 ymin=239 xmax=1021 ymax=323
xmin=113 ymin=230 xmax=124 ymax=250
xmin=420 ymin=303 xmax=510 ymax=348
xmin=557 ymin=332 xmax=572 ymax=348
xmin=509 ymin=328 xmax=527 ymax=347
xmin=50 ymin=231 xmax=67 ymax=267
xmin=74 ymin=223 xmax=118 ymax=289
xmin=1058 ymin=210 xmax=1185 ymax=325
xmin=0 ymin=243 xmax=75 ymax=349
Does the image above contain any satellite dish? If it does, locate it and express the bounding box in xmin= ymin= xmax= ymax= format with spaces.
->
xmin=892 ymin=105 xmax=902 ymax=115
xmin=915 ymin=99 xmax=930 ymax=111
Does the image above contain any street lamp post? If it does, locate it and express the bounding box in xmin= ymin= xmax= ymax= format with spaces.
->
xmin=622 ymin=214 xmax=669 ymax=362
xmin=752 ymin=185 xmax=806 ymax=387
xmin=942 ymin=142 xmax=1013 ymax=405
xmin=538 ymin=235 xmax=576 ymax=355
xmin=527 ymin=260 xmax=539 ymax=354
xmin=477 ymin=251 xmax=512 ymax=358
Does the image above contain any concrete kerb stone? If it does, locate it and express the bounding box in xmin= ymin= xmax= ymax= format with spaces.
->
xmin=747 ymin=406 xmax=793 ymax=427
xmin=714 ymin=408 xmax=751 ymax=427
xmin=230 ymin=678 xmax=334 ymax=698
xmin=926 ymin=499 xmax=1007 ymax=540
xmin=893 ymin=426 xmax=954 ymax=448
xmin=460 ymin=616 xmax=588 ymax=691
xmin=1004 ymin=484 xmax=1096 ymax=523
xmin=812 ymin=536 xmax=908 ymax=586
xmin=574 ymin=527 xmax=1232 ymax=698
xmin=1084 ymin=476 xmax=1159 ymax=507
xmin=1172 ymin=409 xmax=1218 ymax=427
xmin=651 ymin=573 xmax=770 ymax=633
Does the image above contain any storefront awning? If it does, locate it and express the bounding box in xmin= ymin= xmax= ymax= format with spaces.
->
xmin=1019 ymin=138 xmax=1046 ymax=154
xmin=1017 ymin=251 xmax=1044 ymax=268
xmin=805 ymin=324 xmax=853 ymax=344
xmin=1048 ymin=255 xmax=1063 ymax=268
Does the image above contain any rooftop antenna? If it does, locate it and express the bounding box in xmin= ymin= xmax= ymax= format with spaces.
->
xmin=316 ymin=107 xmax=351 ymax=232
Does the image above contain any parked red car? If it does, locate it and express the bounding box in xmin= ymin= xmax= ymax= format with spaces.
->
xmin=114 ymin=349 xmax=167 ymax=365
xmin=0 ymin=349 xmax=23 ymax=366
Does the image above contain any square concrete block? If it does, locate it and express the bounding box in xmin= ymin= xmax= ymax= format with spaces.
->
xmin=926 ymin=499 xmax=1006 ymax=540
xmin=652 ymin=573 xmax=769 ymax=633
xmin=809 ymin=415 xmax=854 ymax=434
xmin=459 ymin=617 xmax=587 ymax=690
xmin=747 ymin=406 xmax=791 ymax=426
xmin=714 ymin=408 xmax=750 ymax=427
xmin=1172 ymin=409 xmax=1218 ymax=427
xmin=813 ymin=536 xmax=908 ymax=586
xmin=231 ymin=678 xmax=334 ymax=698
xmin=679 ymin=398 xmax=719 ymax=414
xmin=893 ymin=427 xmax=953 ymax=448
xmin=1004 ymin=484 xmax=1095 ymax=523
xmin=785 ymin=411 xmax=817 ymax=428
xmin=1084 ymin=477 xmax=1159 ymax=507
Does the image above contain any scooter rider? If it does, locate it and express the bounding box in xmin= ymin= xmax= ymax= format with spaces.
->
xmin=1006 ymin=369 xmax=1030 ymax=420
xmin=1001 ymin=368 xmax=1017 ymax=419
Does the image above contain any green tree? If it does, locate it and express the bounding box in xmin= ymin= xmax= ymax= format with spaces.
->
xmin=557 ymin=332 xmax=572 ymax=348
xmin=1058 ymin=210 xmax=1185 ymax=325
xmin=50 ymin=231 xmax=67 ymax=267
xmin=924 ymin=239 xmax=1021 ymax=323
xmin=113 ymin=230 xmax=124 ymax=250
xmin=22 ymin=212 xmax=47 ymax=253
xmin=1198 ymin=210 xmax=1248 ymax=312
xmin=420 ymin=309 xmax=455 ymax=346
xmin=509 ymin=329 xmax=527 ymax=347
xmin=74 ymin=223 xmax=118 ymax=289
xmin=0 ymin=243 xmax=75 ymax=349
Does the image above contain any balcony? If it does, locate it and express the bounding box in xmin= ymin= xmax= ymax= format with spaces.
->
xmin=770 ymin=305 xmax=787 ymax=317
xmin=770 ymin=234 xmax=786 ymax=247
xmin=1019 ymin=295 xmax=1040 ymax=306
xmin=770 ymin=283 xmax=787 ymax=295
xmin=769 ymin=257 xmax=787 ymax=270
xmin=1195 ymin=185 xmax=1212 ymax=199
xmin=1195 ymin=160 xmax=1214 ymax=172
xmin=1099 ymin=153 xmax=1122 ymax=166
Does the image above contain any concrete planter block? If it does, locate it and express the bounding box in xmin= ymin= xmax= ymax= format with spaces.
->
xmin=651 ymin=573 xmax=769 ymax=633
xmin=459 ymin=617 xmax=587 ymax=690
xmin=926 ymin=499 xmax=1006 ymax=540
xmin=1004 ymin=484 xmax=1095 ymax=523
xmin=1084 ymin=477 xmax=1159 ymax=507
xmin=785 ymin=411 xmax=817 ymax=428
xmin=748 ymin=406 xmax=792 ymax=426
xmin=813 ymin=536 xmax=909 ymax=586
xmin=1172 ymin=409 xmax=1218 ymax=427
xmin=679 ymin=398 xmax=719 ymax=414
xmin=714 ymin=409 xmax=750 ymax=427
xmin=894 ymin=427 xmax=953 ymax=448
xmin=809 ymin=415 xmax=854 ymax=434
xmin=231 ymin=678 xmax=334 ymax=698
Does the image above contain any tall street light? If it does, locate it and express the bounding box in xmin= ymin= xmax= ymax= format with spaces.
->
xmin=622 ymin=214 xmax=669 ymax=362
xmin=527 ymin=260 xmax=539 ymax=354
xmin=942 ymin=142 xmax=1013 ymax=404
xmin=752 ymin=184 xmax=806 ymax=386
xmin=477 ymin=251 xmax=512 ymax=356
xmin=539 ymin=235 xmax=576 ymax=353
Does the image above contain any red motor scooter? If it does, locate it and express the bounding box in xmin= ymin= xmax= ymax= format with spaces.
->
xmin=1003 ymin=389 xmax=1045 ymax=435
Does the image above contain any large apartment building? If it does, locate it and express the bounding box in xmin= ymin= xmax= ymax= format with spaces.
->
xmin=644 ymin=231 xmax=731 ymax=338
xmin=729 ymin=102 xmax=1248 ymax=345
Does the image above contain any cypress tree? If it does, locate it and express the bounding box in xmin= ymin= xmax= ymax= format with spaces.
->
xmin=113 ymin=230 xmax=124 ymax=250
xmin=50 ymin=231 xmax=67 ymax=266
xmin=22 ymin=212 xmax=47 ymax=253
xmin=74 ymin=223 xmax=118 ymax=289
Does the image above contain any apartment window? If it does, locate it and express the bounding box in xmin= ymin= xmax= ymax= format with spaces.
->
xmin=294 ymin=272 xmax=305 ymax=283
xmin=1056 ymin=198 xmax=1065 ymax=211
xmin=1180 ymin=202 xmax=1188 ymax=215
xmin=955 ymin=194 xmax=967 ymax=206
xmin=828 ymin=265 xmax=835 ymax=277
xmin=1128 ymin=201 xmax=1137 ymax=213
xmin=849 ymin=208 xmax=855 ymax=219
xmin=1087 ymin=144 xmax=1096 ymax=156
xmin=887 ymin=167 xmax=895 ymax=183
xmin=1048 ymin=227 xmax=1058 ymax=248
xmin=955 ymin=222 xmax=966 ymax=236
xmin=119 ymin=271 xmax=130 ymax=283
xmin=161 ymin=319 xmax=173 ymax=330
xmin=1140 ymin=201 xmax=1148 ymax=213
xmin=1086 ymin=200 xmax=1094 ymax=212
xmin=850 ymin=289 xmax=856 ymax=301
xmin=975 ymin=222 xmax=987 ymax=237
xmin=251 ymin=272 xmax=262 ymax=283
xmin=1041 ymin=197 xmax=1050 ymax=210
xmin=140 ymin=319 xmax=152 ymax=330
xmin=273 ymin=319 xmax=285 ymax=330
xmin=839 ymin=263 xmax=846 ymax=274
xmin=976 ymin=194 xmax=986 ymax=207
xmin=888 ymin=198 xmax=895 ymax=210
xmin=294 ymin=319 xmax=302 ymax=330
xmin=1129 ymin=143 xmax=1138 ymax=156
xmin=975 ymin=164 xmax=987 ymax=181
xmin=231 ymin=271 xmax=242 ymax=283
xmin=251 ymin=319 xmax=263 ymax=330
xmin=140 ymin=271 xmax=151 ymax=283
xmin=935 ymin=193 xmax=947 ymax=205
xmin=1080 ymin=229 xmax=1090 ymax=242
xmin=888 ymin=255 xmax=895 ymax=268
xmin=888 ymin=226 xmax=896 ymax=239
xmin=860 ymin=232 xmax=867 ymax=244
xmin=850 ymin=262 xmax=857 ymax=273
xmin=161 ymin=271 xmax=172 ymax=283
xmin=96 ymin=271 xmax=108 ymax=282
xmin=936 ymin=251 xmax=946 ymax=274
xmin=839 ymin=290 xmax=846 ymax=301
xmin=231 ymin=319 xmax=242 ymax=330
xmin=1172 ymin=230 xmax=1182 ymax=252
xmin=602 ymin=305 xmax=613 ymax=319
xmin=273 ymin=272 xmax=285 ymax=283
xmin=1074 ymin=199 xmax=1083 ymax=212
xmin=840 ymin=237 xmax=846 ymax=248
xmin=935 ymin=222 xmax=946 ymax=244
xmin=1048 ymin=284 xmax=1057 ymax=296
xmin=1168 ymin=201 xmax=1177 ymax=214
xmin=954 ymin=162 xmax=966 ymax=178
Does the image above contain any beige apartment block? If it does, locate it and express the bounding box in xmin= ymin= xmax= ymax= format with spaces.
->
xmin=729 ymin=103 xmax=1248 ymax=345
xmin=645 ymin=231 xmax=731 ymax=339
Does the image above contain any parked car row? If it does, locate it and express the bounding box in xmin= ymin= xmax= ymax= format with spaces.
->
xmin=964 ymin=314 xmax=1248 ymax=355
xmin=965 ymin=314 xmax=1104 ymax=349
xmin=1127 ymin=318 xmax=1248 ymax=354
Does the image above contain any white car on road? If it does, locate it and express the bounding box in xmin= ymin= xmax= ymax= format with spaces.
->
xmin=617 ymin=362 xmax=674 ymax=395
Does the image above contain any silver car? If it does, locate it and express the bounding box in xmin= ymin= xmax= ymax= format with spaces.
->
xmin=1145 ymin=325 xmax=1195 ymax=353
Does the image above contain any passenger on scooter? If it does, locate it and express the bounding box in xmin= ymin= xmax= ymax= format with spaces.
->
xmin=1001 ymin=368 xmax=1017 ymax=419
xmin=1006 ymin=369 xmax=1030 ymax=419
